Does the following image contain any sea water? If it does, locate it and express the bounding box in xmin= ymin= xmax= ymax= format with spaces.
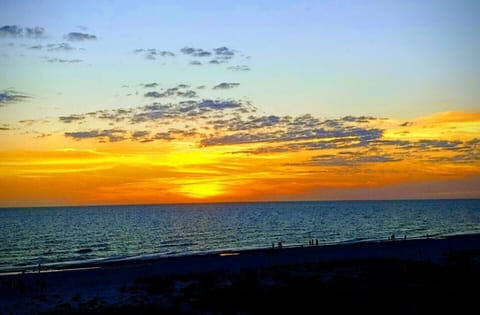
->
xmin=0 ymin=199 xmax=479 ymax=272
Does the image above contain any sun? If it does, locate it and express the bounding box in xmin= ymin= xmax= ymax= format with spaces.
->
xmin=177 ymin=181 xmax=225 ymax=199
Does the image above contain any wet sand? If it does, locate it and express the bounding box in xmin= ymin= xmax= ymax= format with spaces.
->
xmin=1 ymin=233 xmax=479 ymax=314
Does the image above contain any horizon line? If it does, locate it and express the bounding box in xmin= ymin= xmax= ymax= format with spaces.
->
xmin=1 ymin=197 xmax=479 ymax=210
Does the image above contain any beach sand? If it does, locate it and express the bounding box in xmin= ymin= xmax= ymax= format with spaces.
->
xmin=1 ymin=234 xmax=479 ymax=314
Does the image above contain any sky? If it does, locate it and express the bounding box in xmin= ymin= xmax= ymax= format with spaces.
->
xmin=0 ymin=0 xmax=479 ymax=207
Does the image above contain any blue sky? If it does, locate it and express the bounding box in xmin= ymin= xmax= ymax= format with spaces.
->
xmin=1 ymin=0 xmax=479 ymax=121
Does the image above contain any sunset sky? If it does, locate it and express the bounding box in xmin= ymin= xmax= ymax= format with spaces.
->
xmin=0 ymin=0 xmax=479 ymax=207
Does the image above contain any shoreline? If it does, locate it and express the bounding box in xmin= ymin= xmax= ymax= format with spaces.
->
xmin=1 ymin=233 xmax=480 ymax=314
xmin=1 ymin=232 xmax=478 ymax=276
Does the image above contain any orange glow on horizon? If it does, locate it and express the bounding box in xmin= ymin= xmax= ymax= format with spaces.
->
xmin=0 ymin=111 xmax=479 ymax=207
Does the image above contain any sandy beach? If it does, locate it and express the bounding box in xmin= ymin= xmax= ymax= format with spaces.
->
xmin=1 ymin=233 xmax=479 ymax=314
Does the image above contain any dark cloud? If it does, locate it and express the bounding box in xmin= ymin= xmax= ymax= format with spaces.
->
xmin=201 ymin=113 xmax=383 ymax=147
xmin=131 ymin=130 xmax=150 ymax=139
xmin=213 ymin=46 xmax=235 ymax=59
xmin=65 ymin=32 xmax=97 ymax=41
xmin=189 ymin=60 xmax=202 ymax=66
xmin=145 ymin=88 xmax=197 ymax=99
xmin=142 ymin=83 xmax=159 ymax=88
xmin=25 ymin=27 xmax=46 ymax=38
xmin=177 ymin=90 xmax=198 ymax=98
xmin=59 ymin=114 xmax=85 ymax=123
xmin=305 ymin=153 xmax=400 ymax=166
xmin=135 ymin=49 xmax=175 ymax=60
xmin=0 ymin=25 xmax=22 ymax=37
xmin=0 ymin=90 xmax=31 ymax=106
xmin=225 ymin=115 xmax=281 ymax=131
xmin=65 ymin=129 xmax=127 ymax=142
xmin=416 ymin=140 xmax=463 ymax=150
xmin=198 ymin=99 xmax=242 ymax=110
xmin=144 ymin=91 xmax=162 ymax=98
xmin=158 ymin=50 xmax=175 ymax=57
xmin=130 ymin=99 xmax=247 ymax=123
xmin=180 ymin=47 xmax=212 ymax=57
xmin=43 ymin=57 xmax=83 ymax=63
xmin=64 ymin=127 xmax=199 ymax=143
xmin=227 ymin=65 xmax=250 ymax=71
xmin=46 ymin=43 xmax=76 ymax=51
xmin=0 ymin=25 xmax=46 ymax=38
xmin=151 ymin=129 xmax=198 ymax=141
xmin=213 ymin=82 xmax=240 ymax=90
xmin=28 ymin=44 xmax=43 ymax=50
xmin=342 ymin=116 xmax=376 ymax=123
xmin=201 ymin=127 xmax=383 ymax=147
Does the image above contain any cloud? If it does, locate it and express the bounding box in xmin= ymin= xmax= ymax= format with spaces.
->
xmin=64 ymin=127 xmax=199 ymax=143
xmin=416 ymin=140 xmax=463 ymax=150
xmin=65 ymin=129 xmax=127 ymax=142
xmin=213 ymin=82 xmax=240 ymax=90
xmin=28 ymin=44 xmax=43 ymax=50
xmin=0 ymin=25 xmax=22 ymax=37
xmin=64 ymin=32 xmax=97 ymax=41
xmin=201 ymin=113 xmax=383 ymax=147
xmin=46 ymin=43 xmax=76 ymax=51
xmin=304 ymin=153 xmax=400 ymax=166
xmin=177 ymin=90 xmax=198 ymax=98
xmin=144 ymin=91 xmax=163 ymax=98
xmin=59 ymin=114 xmax=85 ymax=123
xmin=213 ymin=46 xmax=235 ymax=59
xmin=180 ymin=47 xmax=212 ymax=57
xmin=0 ymin=25 xmax=46 ymax=38
xmin=134 ymin=48 xmax=175 ymax=60
xmin=0 ymin=90 xmax=31 ymax=106
xmin=43 ymin=57 xmax=83 ymax=63
xmin=130 ymin=99 xmax=248 ymax=123
xmin=25 ymin=27 xmax=46 ymax=38
xmin=201 ymin=128 xmax=382 ymax=147
xmin=144 ymin=85 xmax=197 ymax=99
xmin=189 ymin=60 xmax=202 ymax=66
xmin=142 ymin=83 xmax=158 ymax=88
xmin=198 ymin=99 xmax=242 ymax=110
xmin=227 ymin=65 xmax=250 ymax=71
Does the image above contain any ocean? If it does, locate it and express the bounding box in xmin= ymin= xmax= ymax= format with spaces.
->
xmin=0 ymin=199 xmax=479 ymax=273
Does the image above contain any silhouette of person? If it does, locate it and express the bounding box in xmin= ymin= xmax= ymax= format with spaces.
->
xmin=316 ymin=239 xmax=319 ymax=246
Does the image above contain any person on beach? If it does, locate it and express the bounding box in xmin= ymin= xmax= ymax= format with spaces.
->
xmin=316 ymin=239 xmax=319 ymax=246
